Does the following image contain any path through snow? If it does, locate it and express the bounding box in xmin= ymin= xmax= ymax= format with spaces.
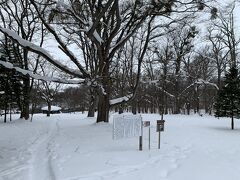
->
xmin=28 ymin=118 xmax=60 ymax=180
xmin=1 ymin=113 xmax=240 ymax=180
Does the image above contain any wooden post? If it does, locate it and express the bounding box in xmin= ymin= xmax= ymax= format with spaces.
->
xmin=139 ymin=136 xmax=143 ymax=151
xmin=139 ymin=120 xmax=143 ymax=151
xmin=148 ymin=126 xmax=151 ymax=150
xmin=158 ymin=131 xmax=161 ymax=149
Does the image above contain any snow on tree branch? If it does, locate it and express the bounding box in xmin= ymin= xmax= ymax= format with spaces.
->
xmin=0 ymin=60 xmax=85 ymax=84
xmin=142 ymin=80 xmax=175 ymax=98
xmin=155 ymin=85 xmax=175 ymax=98
xmin=195 ymin=79 xmax=219 ymax=90
xmin=30 ymin=0 xmax=91 ymax=78
xmin=180 ymin=78 xmax=219 ymax=97
xmin=48 ymin=0 xmax=104 ymax=44
xmin=110 ymin=94 xmax=133 ymax=105
xmin=0 ymin=27 xmax=85 ymax=78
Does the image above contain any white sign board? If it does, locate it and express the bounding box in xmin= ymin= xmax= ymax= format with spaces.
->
xmin=113 ymin=114 xmax=142 ymax=140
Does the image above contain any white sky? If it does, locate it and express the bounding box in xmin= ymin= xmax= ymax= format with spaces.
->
xmin=44 ymin=0 xmax=240 ymax=59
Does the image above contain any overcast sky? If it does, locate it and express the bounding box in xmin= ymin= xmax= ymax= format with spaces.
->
xmin=43 ymin=0 xmax=240 ymax=63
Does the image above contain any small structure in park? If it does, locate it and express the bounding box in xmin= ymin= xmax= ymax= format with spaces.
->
xmin=113 ymin=114 xmax=142 ymax=140
xmin=113 ymin=113 xmax=166 ymax=151
xmin=41 ymin=106 xmax=62 ymax=114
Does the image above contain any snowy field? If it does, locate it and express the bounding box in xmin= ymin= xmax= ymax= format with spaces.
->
xmin=1 ymin=112 xmax=240 ymax=180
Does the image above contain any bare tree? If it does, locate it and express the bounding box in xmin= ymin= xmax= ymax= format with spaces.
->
xmin=0 ymin=0 xmax=215 ymax=122
xmin=0 ymin=0 xmax=45 ymax=119
xmin=210 ymin=2 xmax=240 ymax=68
xmin=207 ymin=28 xmax=229 ymax=89
xmin=36 ymin=62 xmax=62 ymax=117
xmin=171 ymin=23 xmax=198 ymax=113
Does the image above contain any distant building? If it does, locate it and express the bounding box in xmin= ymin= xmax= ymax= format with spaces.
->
xmin=41 ymin=106 xmax=62 ymax=114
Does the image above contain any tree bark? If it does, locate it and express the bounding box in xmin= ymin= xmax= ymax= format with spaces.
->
xmin=174 ymin=97 xmax=180 ymax=114
xmin=21 ymin=77 xmax=30 ymax=120
xmin=31 ymin=103 xmax=36 ymax=122
xmin=88 ymin=89 xmax=97 ymax=117
xmin=132 ymin=100 xmax=137 ymax=115
xmin=187 ymin=102 xmax=190 ymax=115
xmin=164 ymin=96 xmax=168 ymax=114
xmin=88 ymin=104 xmax=95 ymax=117
xmin=47 ymin=102 xmax=51 ymax=117
xmin=118 ymin=104 xmax=123 ymax=114
xmin=4 ymin=100 xmax=7 ymax=123
xmin=96 ymin=93 xmax=109 ymax=123
xmin=231 ymin=115 xmax=234 ymax=130
xmin=173 ymin=80 xmax=180 ymax=114
xmin=96 ymin=49 xmax=110 ymax=123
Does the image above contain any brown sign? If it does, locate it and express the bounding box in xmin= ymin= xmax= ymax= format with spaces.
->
xmin=143 ymin=121 xmax=150 ymax=127
xmin=156 ymin=120 xmax=165 ymax=132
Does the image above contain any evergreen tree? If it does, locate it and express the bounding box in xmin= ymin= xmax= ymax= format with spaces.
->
xmin=214 ymin=67 xmax=240 ymax=130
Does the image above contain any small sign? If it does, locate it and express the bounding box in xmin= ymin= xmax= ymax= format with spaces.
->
xmin=156 ymin=120 xmax=165 ymax=132
xmin=143 ymin=121 xmax=150 ymax=127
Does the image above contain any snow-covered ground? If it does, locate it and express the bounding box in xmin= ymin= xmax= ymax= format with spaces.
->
xmin=0 ymin=112 xmax=240 ymax=180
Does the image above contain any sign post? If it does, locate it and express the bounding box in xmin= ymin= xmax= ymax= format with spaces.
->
xmin=149 ymin=125 xmax=151 ymax=150
xmin=143 ymin=121 xmax=151 ymax=150
xmin=139 ymin=118 xmax=144 ymax=151
xmin=158 ymin=130 xmax=161 ymax=149
xmin=156 ymin=120 xmax=165 ymax=149
xmin=139 ymin=135 xmax=143 ymax=151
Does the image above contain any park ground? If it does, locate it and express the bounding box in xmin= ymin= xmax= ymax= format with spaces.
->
xmin=1 ymin=112 xmax=240 ymax=180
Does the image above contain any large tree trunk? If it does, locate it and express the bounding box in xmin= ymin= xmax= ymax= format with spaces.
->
xmin=95 ymin=45 xmax=111 ymax=123
xmin=88 ymin=104 xmax=95 ymax=117
xmin=96 ymin=93 xmax=109 ymax=123
xmin=21 ymin=77 xmax=30 ymax=120
xmin=47 ymin=102 xmax=51 ymax=117
xmin=88 ymin=89 xmax=97 ymax=117
xmin=132 ymin=100 xmax=137 ymax=115
xmin=96 ymin=58 xmax=110 ymax=123
xmin=88 ymin=102 xmax=95 ymax=117
xmin=21 ymin=48 xmax=31 ymax=120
